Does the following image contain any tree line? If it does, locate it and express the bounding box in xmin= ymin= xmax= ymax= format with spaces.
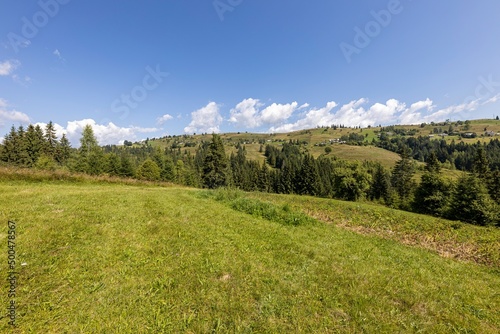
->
xmin=1 ymin=124 xmax=498 ymax=227
xmin=376 ymin=135 xmax=500 ymax=171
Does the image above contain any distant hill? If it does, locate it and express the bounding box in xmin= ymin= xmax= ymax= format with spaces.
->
xmin=145 ymin=118 xmax=500 ymax=171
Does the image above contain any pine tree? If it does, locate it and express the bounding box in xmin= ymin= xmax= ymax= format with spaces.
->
xmin=44 ymin=121 xmax=58 ymax=157
xmin=119 ymin=154 xmax=135 ymax=177
xmin=448 ymin=174 xmax=497 ymax=226
xmin=257 ymin=162 xmax=271 ymax=192
xmin=425 ymin=151 xmax=441 ymax=173
xmin=413 ymin=156 xmax=451 ymax=216
xmin=202 ymin=134 xmax=228 ymax=189
xmin=472 ymin=147 xmax=490 ymax=177
xmin=55 ymin=134 xmax=71 ymax=165
xmin=295 ymin=154 xmax=319 ymax=196
xmin=161 ymin=158 xmax=176 ymax=182
xmin=15 ymin=126 xmax=29 ymax=166
xmin=1 ymin=126 xmax=18 ymax=164
xmin=76 ymin=125 xmax=103 ymax=175
xmin=104 ymin=153 xmax=121 ymax=176
xmin=369 ymin=163 xmax=392 ymax=202
xmin=391 ymin=147 xmax=416 ymax=207
xmin=25 ymin=124 xmax=46 ymax=167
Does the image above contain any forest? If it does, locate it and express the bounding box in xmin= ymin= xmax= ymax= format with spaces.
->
xmin=1 ymin=122 xmax=499 ymax=227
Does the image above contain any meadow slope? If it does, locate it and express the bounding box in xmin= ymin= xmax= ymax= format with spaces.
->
xmin=0 ymin=181 xmax=498 ymax=333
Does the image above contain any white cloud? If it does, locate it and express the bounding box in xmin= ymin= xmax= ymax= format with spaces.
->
xmin=398 ymin=98 xmax=435 ymax=124
xmin=269 ymin=98 xmax=432 ymax=132
xmin=0 ymin=98 xmax=30 ymax=127
xmin=184 ymin=102 xmax=223 ymax=134
xmin=229 ymin=98 xmax=264 ymax=128
xmin=0 ymin=60 xmax=20 ymax=76
xmin=229 ymin=99 xmax=298 ymax=128
xmin=261 ymin=102 xmax=298 ymax=124
xmin=156 ymin=114 xmax=173 ymax=125
xmin=33 ymin=119 xmax=159 ymax=147
xmin=270 ymin=101 xmax=338 ymax=132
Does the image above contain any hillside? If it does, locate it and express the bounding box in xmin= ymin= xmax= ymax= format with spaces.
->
xmin=1 ymin=178 xmax=498 ymax=332
xmin=147 ymin=118 xmax=500 ymax=170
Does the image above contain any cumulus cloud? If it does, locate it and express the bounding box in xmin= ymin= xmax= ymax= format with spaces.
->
xmin=184 ymin=102 xmax=223 ymax=134
xmin=156 ymin=114 xmax=173 ymax=125
xmin=267 ymin=93 xmax=500 ymax=133
xmin=229 ymin=99 xmax=298 ymax=128
xmin=33 ymin=119 xmax=159 ymax=147
xmin=269 ymin=98 xmax=443 ymax=132
xmin=0 ymin=59 xmax=20 ymax=76
xmin=229 ymin=98 xmax=264 ymax=128
xmin=270 ymin=101 xmax=338 ymax=133
xmin=0 ymin=98 xmax=30 ymax=127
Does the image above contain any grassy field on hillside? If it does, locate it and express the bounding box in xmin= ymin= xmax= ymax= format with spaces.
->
xmin=0 ymin=180 xmax=499 ymax=332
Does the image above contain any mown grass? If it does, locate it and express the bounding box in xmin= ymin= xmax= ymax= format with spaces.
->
xmin=0 ymin=181 xmax=499 ymax=333
xmin=246 ymin=192 xmax=500 ymax=267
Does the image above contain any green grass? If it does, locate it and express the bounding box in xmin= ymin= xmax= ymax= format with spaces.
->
xmin=0 ymin=180 xmax=499 ymax=332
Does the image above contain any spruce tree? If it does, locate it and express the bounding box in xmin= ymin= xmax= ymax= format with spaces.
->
xmin=472 ymin=147 xmax=490 ymax=177
xmin=55 ymin=134 xmax=71 ymax=165
xmin=25 ymin=124 xmax=45 ymax=167
xmin=413 ymin=155 xmax=451 ymax=216
xmin=77 ymin=125 xmax=103 ymax=175
xmin=44 ymin=121 xmax=58 ymax=157
xmin=391 ymin=147 xmax=416 ymax=207
xmin=1 ymin=126 xmax=18 ymax=164
xmin=448 ymin=174 xmax=497 ymax=226
xmin=202 ymin=134 xmax=228 ymax=189
xmin=369 ymin=163 xmax=392 ymax=202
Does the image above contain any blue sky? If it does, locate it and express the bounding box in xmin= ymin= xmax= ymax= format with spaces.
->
xmin=1 ymin=0 xmax=500 ymax=145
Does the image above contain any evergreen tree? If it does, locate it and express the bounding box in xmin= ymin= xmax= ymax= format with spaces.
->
xmin=413 ymin=159 xmax=451 ymax=216
xmin=175 ymin=160 xmax=186 ymax=185
xmin=425 ymin=151 xmax=441 ymax=173
xmin=391 ymin=147 xmax=416 ymax=207
xmin=295 ymin=154 xmax=319 ymax=196
xmin=257 ymin=162 xmax=271 ymax=192
xmin=369 ymin=163 xmax=392 ymax=203
xmin=44 ymin=121 xmax=58 ymax=157
xmin=472 ymin=147 xmax=490 ymax=177
xmin=202 ymin=134 xmax=228 ymax=189
xmin=488 ymin=170 xmax=500 ymax=205
xmin=104 ymin=153 xmax=121 ymax=176
xmin=25 ymin=124 xmax=45 ymax=167
xmin=55 ymin=134 xmax=71 ymax=165
xmin=15 ymin=126 xmax=29 ymax=166
xmin=448 ymin=174 xmax=497 ymax=226
xmin=1 ymin=126 xmax=19 ymax=164
xmin=119 ymin=154 xmax=135 ymax=177
xmin=161 ymin=157 xmax=176 ymax=182
xmin=76 ymin=125 xmax=103 ymax=175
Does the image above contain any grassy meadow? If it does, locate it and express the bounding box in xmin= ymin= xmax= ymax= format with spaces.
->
xmin=0 ymin=175 xmax=499 ymax=332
